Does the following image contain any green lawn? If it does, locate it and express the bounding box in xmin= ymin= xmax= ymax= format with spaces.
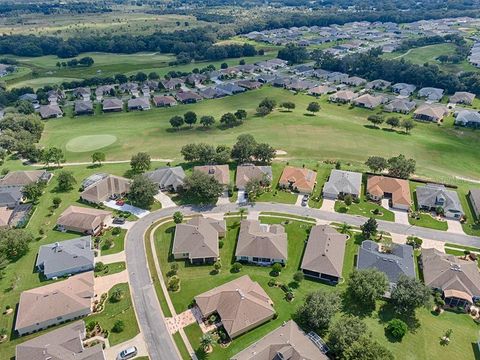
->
xmin=334 ymin=198 xmax=395 ymax=222
xmin=154 ymin=215 xmax=479 ymax=360
xmin=88 ymin=283 xmax=140 ymax=346
xmin=173 ymin=331 xmax=192 ymax=360
xmin=255 ymin=162 xmax=298 ymax=204
xmin=99 ymin=228 xmax=127 ymax=255
xmin=408 ymin=212 xmax=448 ymax=231
xmin=259 ymin=212 xmax=316 ymax=223
xmin=94 ymin=261 xmax=126 ymax=277
xmin=307 ymin=164 xmax=332 ymax=208
xmin=39 ymin=86 xmax=480 ymax=185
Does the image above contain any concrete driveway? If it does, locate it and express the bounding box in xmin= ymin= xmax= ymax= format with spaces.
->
xmin=216 ymin=190 xmax=230 ymax=205
xmin=381 ymin=199 xmax=409 ymax=225
xmin=105 ymin=333 xmax=148 ymax=360
xmin=94 ymin=271 xmax=128 ymax=296
xmin=96 ymin=251 xmax=125 ymax=264
xmin=154 ymin=191 xmax=177 ymax=208
xmin=104 ymin=200 xmax=150 ymax=218
xmin=320 ymin=198 xmax=336 ymax=212
xmin=446 ymin=219 xmax=465 ymax=235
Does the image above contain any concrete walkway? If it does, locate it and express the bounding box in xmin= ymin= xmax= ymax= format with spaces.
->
xmin=94 ymin=270 xmax=128 ymax=296
xmin=105 ymin=333 xmax=149 ymax=360
xmin=165 ymin=309 xmax=197 ymax=334
xmin=246 ymin=211 xmax=259 ymax=220
xmin=154 ymin=191 xmax=177 ymax=208
xmin=96 ymin=251 xmax=125 ymax=264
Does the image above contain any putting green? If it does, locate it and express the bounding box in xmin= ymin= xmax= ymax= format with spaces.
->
xmin=66 ymin=134 xmax=117 ymax=152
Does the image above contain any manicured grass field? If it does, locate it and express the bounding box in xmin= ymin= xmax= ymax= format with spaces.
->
xmin=66 ymin=134 xmax=118 ymax=152
xmin=154 ymin=216 xmax=479 ymax=360
xmin=40 ymin=86 xmax=480 ymax=185
xmin=99 ymin=228 xmax=127 ymax=255
xmin=9 ymin=76 xmax=83 ymax=90
xmin=334 ymin=197 xmax=395 ymax=222
xmin=255 ymin=162 xmax=298 ymax=204
xmin=94 ymin=261 xmax=126 ymax=277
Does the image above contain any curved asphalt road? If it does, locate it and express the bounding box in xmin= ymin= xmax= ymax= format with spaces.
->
xmin=126 ymin=202 xmax=480 ymax=360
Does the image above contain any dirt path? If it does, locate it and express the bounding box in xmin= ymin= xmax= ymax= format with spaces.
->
xmin=30 ymin=158 xmax=174 ymax=167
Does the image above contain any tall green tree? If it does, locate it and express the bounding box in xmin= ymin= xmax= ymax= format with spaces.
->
xmin=365 ymin=156 xmax=387 ymax=173
xmin=182 ymin=171 xmax=223 ymax=205
xmin=343 ymin=336 xmax=394 ymax=360
xmin=56 ymin=170 xmax=76 ymax=192
xmin=390 ymin=275 xmax=431 ymax=315
xmin=253 ymin=143 xmax=276 ymax=164
xmin=130 ymin=152 xmax=151 ymax=173
xmin=129 ymin=175 xmax=157 ymax=208
xmin=184 ymin=111 xmax=197 ymax=127
xmin=231 ymin=134 xmax=257 ymax=164
xmin=387 ymin=154 xmax=416 ymax=179
xmin=307 ymin=101 xmax=321 ymax=115
xmin=361 ymin=217 xmax=378 ymax=239
xmin=294 ymin=289 xmax=340 ymax=334
xmin=200 ymin=115 xmax=215 ymax=127
xmin=328 ymin=315 xmax=368 ymax=357
xmin=22 ymin=182 xmax=45 ymax=203
xmin=169 ymin=115 xmax=184 ymax=130
xmin=91 ymin=152 xmax=106 ymax=166
xmin=346 ymin=269 xmax=388 ymax=310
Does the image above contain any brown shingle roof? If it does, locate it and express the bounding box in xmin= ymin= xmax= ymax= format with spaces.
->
xmin=0 ymin=170 xmax=50 ymax=187
xmin=194 ymin=165 xmax=230 ymax=185
xmin=367 ymin=176 xmax=412 ymax=207
xmin=15 ymin=272 xmax=94 ymax=333
xmin=235 ymin=220 xmax=288 ymax=262
xmin=301 ymin=225 xmax=347 ymax=278
xmin=279 ymin=166 xmax=316 ymax=194
xmin=80 ymin=175 xmax=131 ymax=204
xmin=57 ymin=206 xmax=111 ymax=233
xmin=235 ymin=165 xmax=272 ymax=189
xmin=195 ymin=275 xmax=274 ymax=338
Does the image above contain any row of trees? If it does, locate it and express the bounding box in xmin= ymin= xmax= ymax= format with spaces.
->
xmin=256 ymin=98 xmax=320 ymax=116
xmin=365 ymin=154 xmax=416 ymax=179
xmin=170 ymin=109 xmax=247 ymax=130
xmin=367 ymin=115 xmax=415 ymax=133
xmin=55 ymin=56 xmax=94 ymax=68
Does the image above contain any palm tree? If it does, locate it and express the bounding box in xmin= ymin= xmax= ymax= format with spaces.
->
xmin=200 ymin=333 xmax=214 ymax=351
xmin=339 ymin=222 xmax=352 ymax=235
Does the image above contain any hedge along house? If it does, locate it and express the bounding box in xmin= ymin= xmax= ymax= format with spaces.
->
xmin=235 ymin=220 xmax=288 ymax=265
xmin=172 ymin=216 xmax=226 ymax=264
xmin=300 ymin=225 xmax=348 ymax=284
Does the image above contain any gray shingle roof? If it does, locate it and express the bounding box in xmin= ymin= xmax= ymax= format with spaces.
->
xmin=323 ymin=170 xmax=362 ymax=198
xmin=416 ymin=184 xmax=464 ymax=217
xmin=0 ymin=186 xmax=23 ymax=207
xmin=144 ymin=166 xmax=185 ymax=191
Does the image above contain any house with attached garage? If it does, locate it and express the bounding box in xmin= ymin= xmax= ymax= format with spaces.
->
xmin=102 ymin=98 xmax=123 ymax=112
xmin=353 ymin=93 xmax=385 ymax=109
xmin=172 ymin=216 xmax=226 ymax=264
xmin=421 ymin=248 xmax=480 ymax=309
xmin=127 ymin=97 xmax=151 ymax=111
xmin=343 ymin=76 xmax=367 ymax=86
xmin=323 ymin=170 xmax=362 ymax=199
xmin=194 ymin=165 xmax=230 ymax=186
xmin=144 ymin=166 xmax=186 ymax=191
xmin=416 ymin=183 xmax=464 ymax=219
xmin=468 ymin=189 xmax=480 ymax=219
xmin=200 ymin=87 xmax=228 ymax=99
xmin=413 ymin=103 xmax=449 ymax=122
xmin=74 ymin=100 xmax=94 ymax=115
xmin=80 ymin=174 xmax=131 ymax=204
xmin=56 ymin=206 xmax=112 ymax=235
xmin=329 ymin=90 xmax=356 ymax=103
xmin=392 ymin=83 xmax=416 ymax=96
xmin=236 ymin=80 xmax=262 ymax=90
xmin=308 ymin=85 xmax=336 ymax=96
xmin=36 ymin=236 xmax=94 ymax=279
xmin=454 ymin=109 xmax=480 ymax=127
xmin=235 ymin=220 xmax=287 ymax=265
xmin=301 ymin=225 xmax=348 ymax=284
xmin=39 ymin=104 xmax=63 ymax=119
xmin=15 ymin=271 xmax=94 ymax=336
xmin=418 ymin=87 xmax=444 ymax=102
xmin=449 ymin=91 xmax=475 ymax=105
xmin=152 ymin=95 xmax=177 ymax=107
xmin=73 ymin=87 xmax=91 ymax=100
xmin=279 ymin=166 xmax=317 ymax=194
xmin=384 ymin=98 xmax=416 ymax=114
xmin=95 ymin=84 xmax=115 ymax=100
xmin=357 ymin=240 xmax=415 ymax=295
xmin=366 ymin=79 xmax=391 ymax=90
xmin=119 ymin=82 xmax=139 ymax=96
xmin=367 ymin=176 xmax=412 ymax=210
xmin=175 ymin=90 xmax=203 ymax=104
xmin=0 ymin=186 xmax=24 ymax=208
xmin=15 ymin=320 xmax=106 ymax=360
xmin=0 ymin=170 xmax=52 ymax=187
xmin=235 ymin=164 xmax=272 ymax=191
xmin=230 ymin=320 xmax=329 ymax=360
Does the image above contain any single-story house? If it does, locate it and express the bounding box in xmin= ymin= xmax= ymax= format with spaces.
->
xmin=329 ymin=90 xmax=356 ymax=103
xmin=392 ymin=83 xmax=416 ymax=96
xmin=81 ymin=173 xmax=108 ymax=190
xmin=367 ymin=176 xmax=411 ymax=210
xmin=199 ymin=87 xmax=228 ymax=99
xmin=175 ymin=91 xmax=203 ymax=104
xmin=236 ymin=80 xmax=262 ymax=90
xmin=449 ymin=91 xmax=475 ymax=105
xmin=357 ymin=240 xmax=415 ymax=292
xmin=152 ymin=95 xmax=177 ymax=107
xmin=73 ymin=87 xmax=91 ymax=100
xmin=422 ymin=248 xmax=480 ymax=308
xmin=418 ymin=87 xmax=444 ymax=102
xmin=216 ymin=83 xmax=246 ymax=95
xmin=161 ymin=78 xmax=184 ymax=91
xmin=468 ymin=189 xmax=480 ymax=219
xmin=366 ymin=79 xmax=391 ymax=91
xmin=119 ymin=82 xmax=139 ymax=95
xmin=194 ymin=275 xmax=275 ymax=338
xmin=0 ymin=170 xmax=52 ymax=187
xmin=194 ymin=165 xmax=230 ymax=186
xmin=186 ymin=73 xmax=207 ymax=86
xmin=16 ymin=320 xmax=106 ymax=360
xmin=127 ymin=97 xmax=151 ymax=111
xmin=173 ymin=216 xmax=226 ymax=264
xmin=413 ymin=104 xmax=449 ymax=122
xmin=102 ymin=98 xmax=123 ymax=112
xmin=0 ymin=207 xmax=14 ymax=227
xmin=39 ymin=104 xmax=63 ymax=119
xmin=323 ymin=170 xmax=362 ymax=199
xmin=286 ymin=79 xmax=317 ymax=92
xmin=230 ymin=320 xmax=329 ymax=360
xmin=74 ymin=100 xmax=94 ymax=115
xmin=353 ymin=93 xmax=385 ymax=109
xmin=19 ymin=93 xmax=38 ymax=103
xmin=308 ymin=85 xmax=336 ymax=96
xmin=343 ymin=76 xmax=367 ymax=86
xmin=144 ymin=166 xmax=185 ymax=191
xmin=235 ymin=220 xmax=288 ymax=265
xmin=384 ymin=98 xmax=416 ymax=113
xmin=0 ymin=186 xmax=24 ymax=208
xmin=454 ymin=109 xmax=480 ymax=127
xmin=279 ymin=166 xmax=317 ymax=194
xmin=15 ymin=271 xmax=94 ymax=336
xmin=95 ymin=84 xmax=115 ymax=99
xmin=301 ymin=225 xmax=348 ymax=284
xmin=326 ymin=72 xmax=349 ymax=83
xmin=416 ymin=183 xmax=464 ymax=219
xmin=56 ymin=206 xmax=112 ymax=235
xmin=36 ymin=236 xmax=94 ymax=279
xmin=235 ymin=165 xmax=272 ymax=190
xmin=80 ymin=174 xmax=131 ymax=204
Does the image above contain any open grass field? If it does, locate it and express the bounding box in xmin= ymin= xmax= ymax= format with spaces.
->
xmin=66 ymin=134 xmax=118 ymax=152
xmin=154 ymin=216 xmax=480 ymax=360
xmin=9 ymin=76 xmax=83 ymax=90
xmin=382 ymin=43 xmax=478 ymax=73
xmin=40 ymin=86 xmax=480 ymax=184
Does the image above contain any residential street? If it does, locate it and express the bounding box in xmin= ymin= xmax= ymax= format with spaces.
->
xmin=125 ymin=201 xmax=480 ymax=359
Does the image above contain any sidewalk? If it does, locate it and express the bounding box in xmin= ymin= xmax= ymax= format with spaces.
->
xmin=96 ymin=251 xmax=125 ymax=264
